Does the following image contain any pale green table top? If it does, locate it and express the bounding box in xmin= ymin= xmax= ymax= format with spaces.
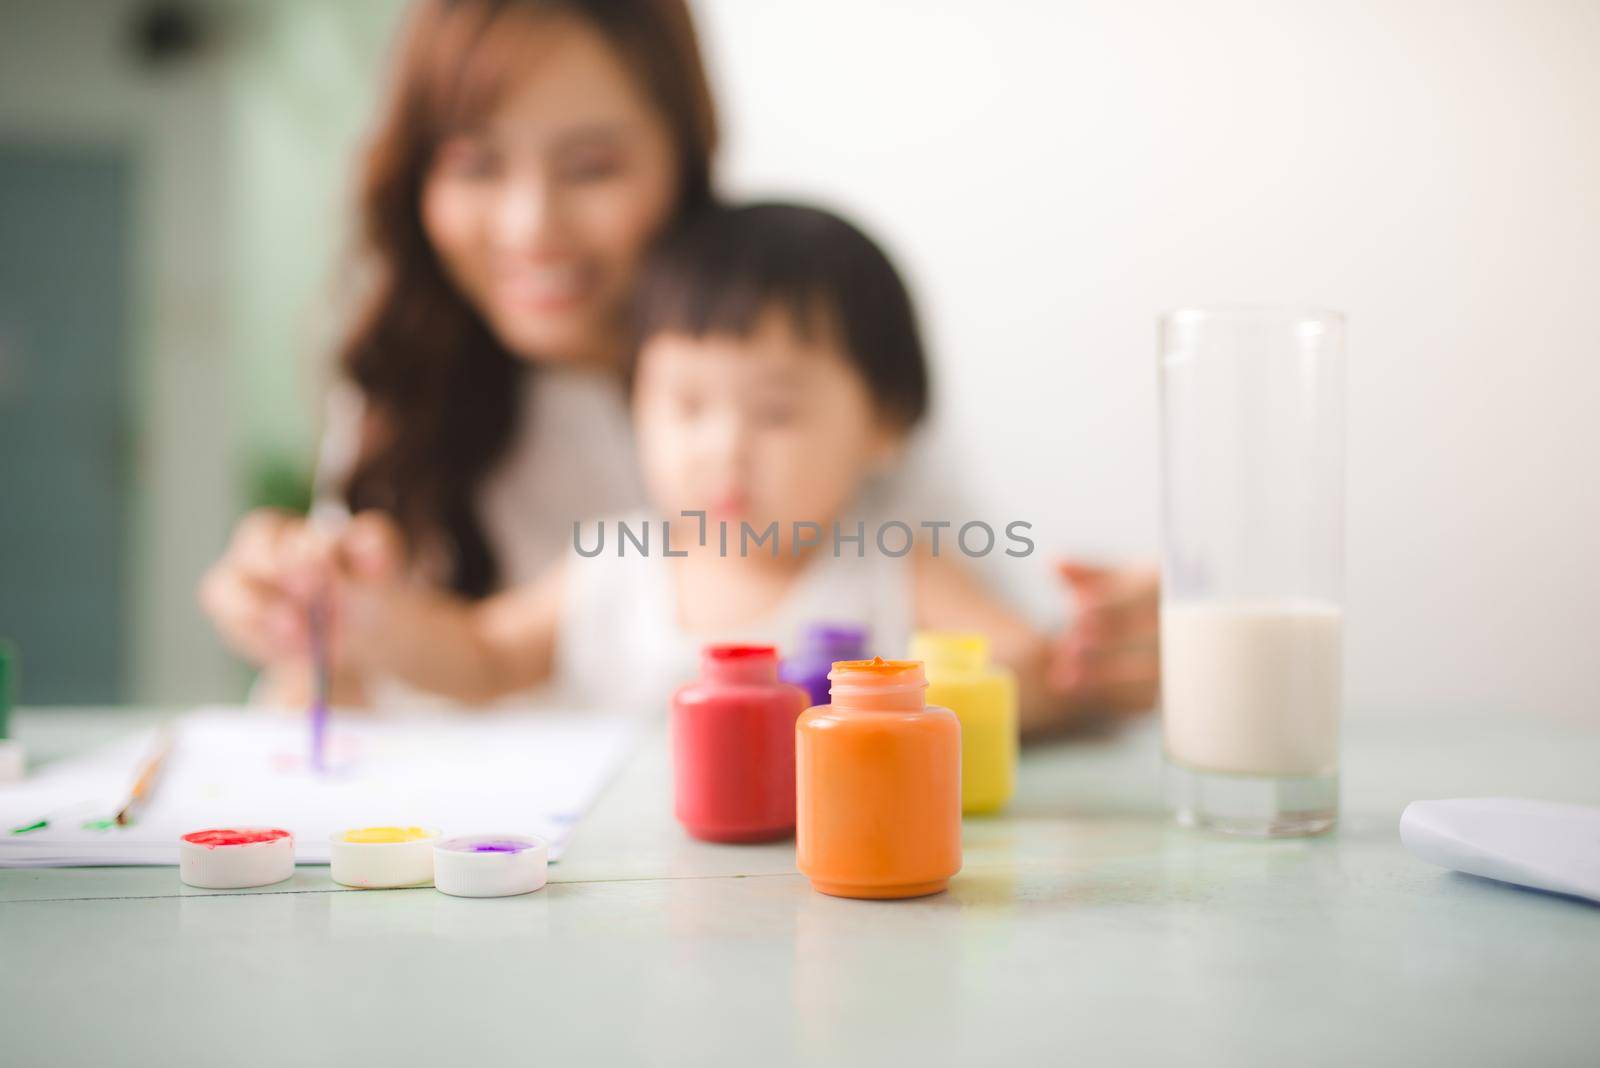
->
xmin=2 ymin=708 xmax=1596 ymax=1067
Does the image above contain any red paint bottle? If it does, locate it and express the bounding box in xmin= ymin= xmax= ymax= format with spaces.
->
xmin=672 ymin=644 xmax=809 ymax=843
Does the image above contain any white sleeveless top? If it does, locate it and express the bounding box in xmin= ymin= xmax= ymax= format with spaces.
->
xmin=314 ymin=366 xmax=644 ymax=711
xmin=315 ymin=365 xmax=646 ymax=589
xmin=550 ymin=513 xmax=915 ymax=715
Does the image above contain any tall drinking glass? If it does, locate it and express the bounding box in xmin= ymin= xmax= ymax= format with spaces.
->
xmin=1158 ymin=307 xmax=1345 ymax=836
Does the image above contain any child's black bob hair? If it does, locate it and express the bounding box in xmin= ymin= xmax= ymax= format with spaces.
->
xmin=629 ymin=202 xmax=930 ymax=429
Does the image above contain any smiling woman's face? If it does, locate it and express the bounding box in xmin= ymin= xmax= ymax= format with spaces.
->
xmin=421 ymin=13 xmax=680 ymax=366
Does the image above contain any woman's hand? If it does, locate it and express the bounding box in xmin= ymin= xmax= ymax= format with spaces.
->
xmin=197 ymin=510 xmax=327 ymax=665
xmin=198 ymin=508 xmax=407 ymax=677
xmin=1046 ymin=560 xmax=1161 ymax=720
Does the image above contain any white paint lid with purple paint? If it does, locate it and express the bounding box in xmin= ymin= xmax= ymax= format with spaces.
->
xmin=433 ymin=834 xmax=549 ymax=898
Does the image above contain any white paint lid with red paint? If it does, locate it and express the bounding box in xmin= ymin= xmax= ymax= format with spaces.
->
xmin=179 ymin=828 xmax=295 ymax=889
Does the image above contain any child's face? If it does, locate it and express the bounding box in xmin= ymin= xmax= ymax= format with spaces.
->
xmin=632 ymin=307 xmax=902 ymax=543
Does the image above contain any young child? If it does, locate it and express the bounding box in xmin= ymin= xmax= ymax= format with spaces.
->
xmin=333 ymin=202 xmax=1104 ymax=734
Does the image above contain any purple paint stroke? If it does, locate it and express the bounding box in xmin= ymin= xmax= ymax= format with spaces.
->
xmin=308 ymin=595 xmax=330 ymax=774
xmin=438 ymin=836 xmax=542 ymax=854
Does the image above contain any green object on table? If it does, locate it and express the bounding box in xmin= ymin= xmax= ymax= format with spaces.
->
xmin=0 ymin=640 xmax=14 ymax=739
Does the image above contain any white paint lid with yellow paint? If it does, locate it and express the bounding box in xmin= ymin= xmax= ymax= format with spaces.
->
xmin=329 ymin=826 xmax=441 ymax=888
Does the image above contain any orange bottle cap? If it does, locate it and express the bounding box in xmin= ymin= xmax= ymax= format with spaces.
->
xmin=826 ymin=657 xmax=927 ymax=701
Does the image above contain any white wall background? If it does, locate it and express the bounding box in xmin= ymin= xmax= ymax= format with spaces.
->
xmin=694 ymin=0 xmax=1600 ymax=719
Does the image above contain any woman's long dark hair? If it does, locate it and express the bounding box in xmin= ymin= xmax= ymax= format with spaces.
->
xmin=341 ymin=0 xmax=717 ymax=596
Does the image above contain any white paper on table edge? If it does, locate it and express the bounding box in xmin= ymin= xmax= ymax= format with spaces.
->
xmin=1399 ymin=797 xmax=1600 ymax=904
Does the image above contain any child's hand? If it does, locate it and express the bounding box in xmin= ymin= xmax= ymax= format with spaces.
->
xmin=1048 ymin=560 xmax=1160 ymax=717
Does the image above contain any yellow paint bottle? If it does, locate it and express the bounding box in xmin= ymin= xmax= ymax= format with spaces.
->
xmin=910 ymin=632 xmax=1017 ymax=814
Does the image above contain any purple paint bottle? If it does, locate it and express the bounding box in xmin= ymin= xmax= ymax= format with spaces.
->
xmin=781 ymin=622 xmax=869 ymax=708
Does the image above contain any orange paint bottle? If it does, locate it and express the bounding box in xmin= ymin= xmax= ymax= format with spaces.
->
xmin=796 ymin=657 xmax=962 ymax=899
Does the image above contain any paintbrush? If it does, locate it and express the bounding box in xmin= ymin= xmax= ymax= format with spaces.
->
xmin=304 ymin=508 xmax=349 ymax=775
xmin=309 ymin=591 xmax=331 ymax=773
xmin=113 ymin=727 xmax=174 ymax=827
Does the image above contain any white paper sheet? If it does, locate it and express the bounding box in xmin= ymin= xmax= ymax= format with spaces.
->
xmin=0 ymin=707 xmax=642 ymax=867
xmin=1400 ymin=797 xmax=1600 ymax=904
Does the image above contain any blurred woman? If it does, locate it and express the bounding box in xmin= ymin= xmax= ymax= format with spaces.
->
xmin=197 ymin=0 xmax=1157 ymax=730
